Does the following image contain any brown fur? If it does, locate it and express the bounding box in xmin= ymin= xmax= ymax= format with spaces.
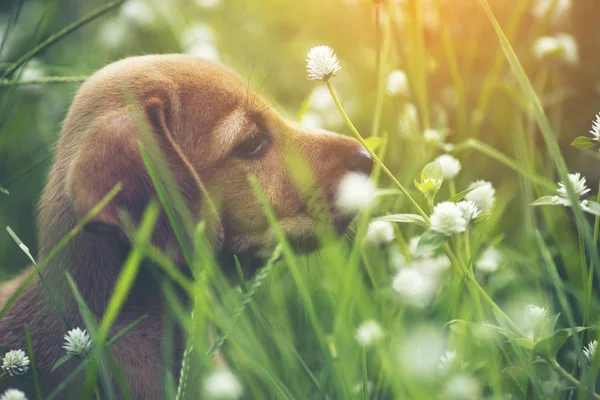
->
xmin=0 ymin=55 xmax=372 ymax=399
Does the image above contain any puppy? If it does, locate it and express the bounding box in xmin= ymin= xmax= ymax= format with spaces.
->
xmin=0 ymin=54 xmax=373 ymax=399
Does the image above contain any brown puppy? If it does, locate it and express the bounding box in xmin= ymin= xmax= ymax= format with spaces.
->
xmin=0 ymin=54 xmax=372 ymax=398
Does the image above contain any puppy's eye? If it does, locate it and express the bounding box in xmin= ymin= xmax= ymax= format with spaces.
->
xmin=234 ymin=133 xmax=270 ymax=158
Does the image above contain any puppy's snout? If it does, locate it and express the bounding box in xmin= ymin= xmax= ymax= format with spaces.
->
xmin=345 ymin=147 xmax=373 ymax=176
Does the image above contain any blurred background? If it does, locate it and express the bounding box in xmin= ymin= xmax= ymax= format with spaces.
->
xmin=0 ymin=0 xmax=599 ymax=281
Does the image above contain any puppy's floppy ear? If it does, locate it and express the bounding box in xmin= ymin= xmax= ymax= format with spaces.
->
xmin=67 ymin=96 xmax=222 ymax=252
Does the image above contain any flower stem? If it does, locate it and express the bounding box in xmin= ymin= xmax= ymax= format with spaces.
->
xmin=362 ymin=347 xmax=368 ymax=400
xmin=548 ymin=358 xmax=600 ymax=400
xmin=326 ymin=82 xmax=430 ymax=223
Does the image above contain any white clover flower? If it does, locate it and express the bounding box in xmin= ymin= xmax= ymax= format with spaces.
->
xmin=392 ymin=268 xmax=437 ymax=307
xmin=435 ymin=154 xmax=461 ymax=179
xmin=120 ymin=0 xmax=156 ymax=26
xmin=398 ymin=326 xmax=445 ymax=378
xmin=457 ymin=201 xmax=481 ymax=224
xmin=430 ymin=202 xmax=467 ymax=236
xmin=584 ymin=340 xmax=597 ymax=363
xmin=1 ymin=349 xmax=30 ymax=376
xmin=365 ymin=221 xmax=395 ymax=245
xmin=181 ymin=23 xmax=216 ymax=49
xmin=386 ymin=69 xmax=409 ymax=96
xmin=552 ymin=173 xmax=590 ymax=207
xmin=424 ymin=129 xmax=442 ymax=143
xmin=336 ymin=172 xmax=376 ymax=214
xmin=465 ymin=180 xmax=495 ymax=214
xmin=438 ymin=350 xmax=458 ymax=374
xmin=590 ymin=113 xmax=600 ymax=142
xmin=0 ymin=389 xmax=27 ymax=400
xmin=532 ymin=34 xmax=578 ymax=65
xmin=532 ymin=0 xmax=571 ymax=22
xmin=355 ymin=320 xmax=384 ymax=347
xmin=195 ymin=0 xmax=222 ymax=8
xmin=475 ymin=247 xmax=502 ymax=273
xmin=203 ymin=369 xmax=243 ymax=399
xmin=306 ymin=45 xmax=341 ymax=82
xmin=444 ymin=374 xmax=481 ymax=400
xmin=63 ymin=327 xmax=92 ymax=357
xmin=186 ymin=42 xmax=220 ymax=62
xmin=525 ymin=304 xmax=548 ymax=322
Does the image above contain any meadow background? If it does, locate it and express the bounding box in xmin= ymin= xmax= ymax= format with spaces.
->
xmin=1 ymin=0 xmax=600 ymax=398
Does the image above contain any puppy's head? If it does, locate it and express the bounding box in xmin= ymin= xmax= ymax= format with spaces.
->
xmin=65 ymin=55 xmax=372 ymax=270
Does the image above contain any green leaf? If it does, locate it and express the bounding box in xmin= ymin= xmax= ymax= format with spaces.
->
xmin=514 ymin=337 xmax=535 ymax=350
xmin=51 ymin=355 xmax=74 ymax=373
xmin=445 ymin=319 xmax=469 ymax=335
xmin=472 ymin=214 xmax=491 ymax=224
xmin=571 ymin=136 xmax=597 ymax=150
xmin=364 ymin=136 xmax=383 ymax=152
xmin=415 ymin=161 xmax=443 ymax=196
xmin=584 ymin=200 xmax=600 ymax=217
xmin=532 ymin=327 xmax=589 ymax=358
xmin=549 ymin=388 xmax=575 ymax=400
xmin=449 ymin=187 xmax=475 ymax=202
xmin=416 ymin=229 xmax=447 ymax=255
xmin=374 ymin=214 xmax=427 ymax=227
xmin=531 ymin=196 xmax=557 ymax=206
xmin=0 ymin=186 xmax=8 ymax=195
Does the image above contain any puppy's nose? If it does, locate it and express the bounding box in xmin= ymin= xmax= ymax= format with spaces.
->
xmin=345 ymin=147 xmax=373 ymax=175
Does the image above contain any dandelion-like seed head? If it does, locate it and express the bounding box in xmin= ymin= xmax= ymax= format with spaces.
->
xmin=584 ymin=340 xmax=598 ymax=363
xmin=435 ymin=154 xmax=461 ymax=180
xmin=365 ymin=221 xmax=395 ymax=245
xmin=589 ymin=112 xmax=600 ymax=142
xmin=306 ymin=46 xmax=341 ymax=82
xmin=457 ymin=200 xmax=481 ymax=224
xmin=430 ymin=202 xmax=467 ymax=236
xmin=336 ymin=172 xmax=376 ymax=214
xmin=0 ymin=389 xmax=27 ymax=400
xmin=465 ymin=180 xmax=496 ymax=214
xmin=63 ymin=327 xmax=92 ymax=357
xmin=525 ymin=304 xmax=548 ymax=322
xmin=438 ymin=350 xmax=458 ymax=374
xmin=203 ymin=369 xmax=243 ymax=399
xmin=1 ymin=349 xmax=30 ymax=376
xmin=355 ymin=320 xmax=384 ymax=347
xmin=386 ymin=70 xmax=409 ymax=96
xmin=475 ymin=247 xmax=502 ymax=273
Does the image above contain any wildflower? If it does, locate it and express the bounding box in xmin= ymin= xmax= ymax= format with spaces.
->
xmin=181 ymin=24 xmax=216 ymax=49
xmin=525 ymin=304 xmax=548 ymax=322
xmin=0 ymin=389 xmax=27 ymax=400
xmin=444 ymin=374 xmax=481 ymax=400
xmin=300 ymin=111 xmax=324 ymax=129
xmin=552 ymin=173 xmax=590 ymax=207
xmin=589 ymin=113 xmax=600 ymax=142
xmin=465 ymin=180 xmax=495 ymax=214
xmin=438 ymin=350 xmax=458 ymax=374
xmin=430 ymin=202 xmax=467 ymax=236
xmin=457 ymin=201 xmax=481 ymax=224
xmin=63 ymin=327 xmax=92 ymax=357
xmin=365 ymin=221 xmax=395 ymax=245
xmin=424 ymin=129 xmax=442 ymax=143
xmin=1 ymin=349 xmax=30 ymax=376
xmin=386 ymin=70 xmax=409 ymax=96
xmin=393 ymin=268 xmax=437 ymax=307
xmin=355 ymin=320 xmax=384 ymax=347
xmin=306 ymin=45 xmax=341 ymax=82
xmin=435 ymin=154 xmax=461 ymax=180
xmin=584 ymin=340 xmax=597 ymax=363
xmin=186 ymin=43 xmax=220 ymax=62
xmin=532 ymin=0 xmax=571 ymax=22
xmin=399 ymin=103 xmax=420 ymax=134
xmin=99 ymin=19 xmax=129 ymax=49
xmin=120 ymin=0 xmax=156 ymax=26
xmin=203 ymin=369 xmax=243 ymax=399
xmin=398 ymin=326 xmax=445 ymax=377
xmin=532 ymin=34 xmax=578 ymax=65
xmin=475 ymin=247 xmax=502 ymax=273
xmin=336 ymin=172 xmax=376 ymax=213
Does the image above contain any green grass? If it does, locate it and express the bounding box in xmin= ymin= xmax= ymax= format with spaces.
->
xmin=2 ymin=0 xmax=600 ymax=399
